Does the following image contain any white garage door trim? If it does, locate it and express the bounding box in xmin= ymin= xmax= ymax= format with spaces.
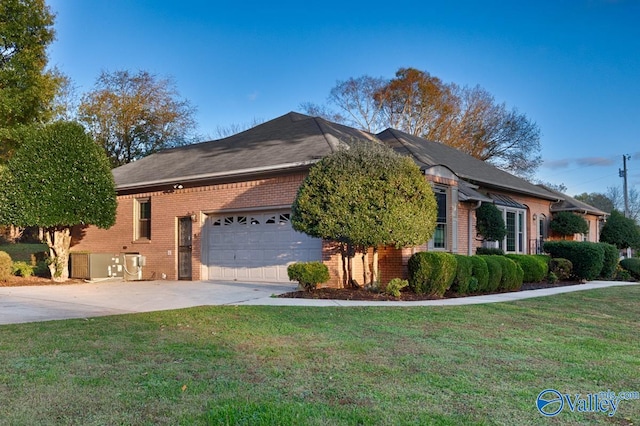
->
xmin=205 ymin=209 xmax=322 ymax=282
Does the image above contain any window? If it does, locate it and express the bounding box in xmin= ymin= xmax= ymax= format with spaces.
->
xmin=432 ymin=187 xmax=447 ymax=249
xmin=136 ymin=198 xmax=151 ymax=240
xmin=497 ymin=207 xmax=526 ymax=253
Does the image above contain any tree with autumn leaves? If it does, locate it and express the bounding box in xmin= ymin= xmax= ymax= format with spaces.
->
xmin=79 ymin=70 xmax=197 ymax=168
xmin=303 ymin=67 xmax=541 ymax=178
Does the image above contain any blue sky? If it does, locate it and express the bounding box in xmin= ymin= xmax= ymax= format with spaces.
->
xmin=47 ymin=0 xmax=640 ymax=197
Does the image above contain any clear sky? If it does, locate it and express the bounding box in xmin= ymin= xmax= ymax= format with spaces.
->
xmin=46 ymin=0 xmax=640 ymax=197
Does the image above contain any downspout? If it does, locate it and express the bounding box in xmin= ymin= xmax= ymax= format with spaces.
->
xmin=468 ymin=201 xmax=482 ymax=256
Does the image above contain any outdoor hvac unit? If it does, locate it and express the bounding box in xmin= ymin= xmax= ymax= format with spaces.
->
xmin=69 ymin=253 xmax=125 ymax=279
xmin=123 ymin=253 xmax=145 ymax=281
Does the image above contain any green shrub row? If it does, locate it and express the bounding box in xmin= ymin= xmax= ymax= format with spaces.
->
xmin=0 ymin=250 xmax=50 ymax=280
xmin=505 ymin=254 xmax=548 ymax=283
xmin=543 ymin=241 xmax=620 ymax=281
xmin=408 ymin=252 xmax=530 ymax=296
xmin=407 ymin=252 xmax=457 ymax=296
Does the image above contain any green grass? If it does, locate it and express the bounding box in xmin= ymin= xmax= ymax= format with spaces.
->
xmin=0 ymin=242 xmax=48 ymax=262
xmin=1 ymin=286 xmax=639 ymax=425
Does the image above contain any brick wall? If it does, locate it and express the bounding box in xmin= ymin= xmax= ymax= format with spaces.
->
xmin=72 ymin=173 xmax=308 ymax=281
xmin=73 ymin=169 xmax=566 ymax=285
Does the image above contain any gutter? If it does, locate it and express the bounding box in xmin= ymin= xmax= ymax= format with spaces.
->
xmin=115 ymin=160 xmax=321 ymax=191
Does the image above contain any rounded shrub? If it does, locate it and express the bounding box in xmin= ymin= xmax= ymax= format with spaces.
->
xmin=0 ymin=251 xmax=13 ymax=281
xmin=543 ymin=241 xmax=604 ymax=281
xmin=469 ymin=256 xmax=489 ymax=293
xmin=506 ymin=254 xmax=548 ymax=283
xmin=598 ymin=243 xmax=619 ymax=280
xmin=287 ymin=261 xmax=330 ymax=291
xmin=479 ymin=256 xmax=502 ymax=292
xmin=451 ymin=255 xmax=473 ymax=294
xmin=407 ymin=252 xmax=457 ymax=296
xmin=493 ymin=256 xmax=523 ymax=291
xmin=620 ymin=258 xmax=640 ymax=280
xmin=550 ymin=258 xmax=572 ymax=281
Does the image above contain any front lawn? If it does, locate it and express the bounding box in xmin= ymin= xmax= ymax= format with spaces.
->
xmin=1 ymin=286 xmax=638 ymax=425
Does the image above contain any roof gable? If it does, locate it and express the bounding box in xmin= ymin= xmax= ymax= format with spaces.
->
xmin=113 ymin=112 xmax=375 ymax=190
xmin=376 ymin=128 xmax=560 ymax=201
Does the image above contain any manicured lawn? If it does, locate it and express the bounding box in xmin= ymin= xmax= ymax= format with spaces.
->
xmin=1 ymin=286 xmax=638 ymax=425
xmin=0 ymin=242 xmax=48 ymax=262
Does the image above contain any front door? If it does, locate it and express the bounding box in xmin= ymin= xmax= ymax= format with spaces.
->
xmin=178 ymin=217 xmax=192 ymax=280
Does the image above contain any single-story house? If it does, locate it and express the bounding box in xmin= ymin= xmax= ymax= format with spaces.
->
xmin=70 ymin=112 xmax=607 ymax=286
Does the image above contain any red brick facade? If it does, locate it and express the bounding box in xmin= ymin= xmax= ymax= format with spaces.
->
xmin=72 ymin=170 xmax=597 ymax=286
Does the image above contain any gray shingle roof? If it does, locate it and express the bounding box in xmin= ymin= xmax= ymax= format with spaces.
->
xmin=112 ymin=111 xmax=601 ymax=218
xmin=541 ymin=185 xmax=608 ymax=216
xmin=375 ymin=128 xmax=560 ymax=201
xmin=113 ymin=112 xmax=375 ymax=190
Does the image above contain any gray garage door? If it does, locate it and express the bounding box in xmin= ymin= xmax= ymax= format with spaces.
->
xmin=206 ymin=210 xmax=322 ymax=282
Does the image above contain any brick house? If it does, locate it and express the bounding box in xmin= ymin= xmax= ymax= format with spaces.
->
xmin=70 ymin=112 xmax=607 ymax=286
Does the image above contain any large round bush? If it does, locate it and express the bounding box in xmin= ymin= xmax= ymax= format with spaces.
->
xmin=408 ymin=252 xmax=457 ymax=296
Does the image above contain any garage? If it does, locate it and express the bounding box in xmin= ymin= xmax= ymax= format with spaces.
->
xmin=206 ymin=210 xmax=322 ymax=282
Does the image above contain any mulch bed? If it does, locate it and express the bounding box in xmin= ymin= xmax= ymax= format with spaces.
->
xmin=0 ymin=275 xmax=86 ymax=287
xmin=278 ymin=280 xmax=587 ymax=301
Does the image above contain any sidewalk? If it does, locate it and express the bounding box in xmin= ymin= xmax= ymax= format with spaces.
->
xmin=0 ymin=279 xmax=636 ymax=325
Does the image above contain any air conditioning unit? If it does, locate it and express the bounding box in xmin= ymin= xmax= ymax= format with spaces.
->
xmin=69 ymin=253 xmax=124 ymax=279
xmin=123 ymin=253 xmax=145 ymax=281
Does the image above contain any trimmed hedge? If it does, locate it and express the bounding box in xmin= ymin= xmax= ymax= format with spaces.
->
xmin=287 ymin=261 xmax=330 ymax=291
xmin=493 ymin=256 xmax=523 ymax=291
xmin=506 ymin=254 xmax=548 ymax=283
xmin=543 ymin=241 xmax=604 ymax=281
xmin=598 ymin=243 xmax=619 ymax=280
xmin=452 ymin=255 xmax=474 ymax=294
xmin=479 ymin=256 xmax=502 ymax=292
xmin=0 ymin=251 xmax=12 ymax=281
xmin=476 ymin=247 xmax=504 ymax=255
xmin=407 ymin=252 xmax=457 ymax=296
xmin=620 ymin=258 xmax=640 ymax=279
xmin=469 ymin=256 xmax=489 ymax=293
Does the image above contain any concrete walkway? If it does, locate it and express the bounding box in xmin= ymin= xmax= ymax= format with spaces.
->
xmin=0 ymin=279 xmax=636 ymax=325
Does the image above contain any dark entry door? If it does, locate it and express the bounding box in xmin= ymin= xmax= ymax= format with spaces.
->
xmin=178 ymin=217 xmax=192 ymax=280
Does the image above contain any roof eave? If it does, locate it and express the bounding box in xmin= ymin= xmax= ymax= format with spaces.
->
xmin=115 ymin=160 xmax=320 ymax=192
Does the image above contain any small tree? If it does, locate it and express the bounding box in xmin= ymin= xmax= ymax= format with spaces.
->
xmin=549 ymin=211 xmax=589 ymax=239
xmin=475 ymin=203 xmax=507 ymax=243
xmin=291 ymin=140 xmax=437 ymax=287
xmin=600 ymin=210 xmax=640 ymax=250
xmin=0 ymin=122 xmax=116 ymax=282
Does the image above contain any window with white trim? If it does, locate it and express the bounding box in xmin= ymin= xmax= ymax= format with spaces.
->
xmin=497 ymin=207 xmax=526 ymax=253
xmin=135 ymin=198 xmax=151 ymax=240
xmin=431 ymin=186 xmax=448 ymax=250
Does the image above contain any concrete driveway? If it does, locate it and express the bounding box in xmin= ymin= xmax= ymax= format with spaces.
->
xmin=0 ymin=279 xmax=636 ymax=325
xmin=0 ymin=280 xmax=297 ymax=325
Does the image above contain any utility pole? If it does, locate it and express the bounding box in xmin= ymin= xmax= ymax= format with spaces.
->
xmin=619 ymin=154 xmax=631 ymax=217
xmin=619 ymin=154 xmax=632 ymax=258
